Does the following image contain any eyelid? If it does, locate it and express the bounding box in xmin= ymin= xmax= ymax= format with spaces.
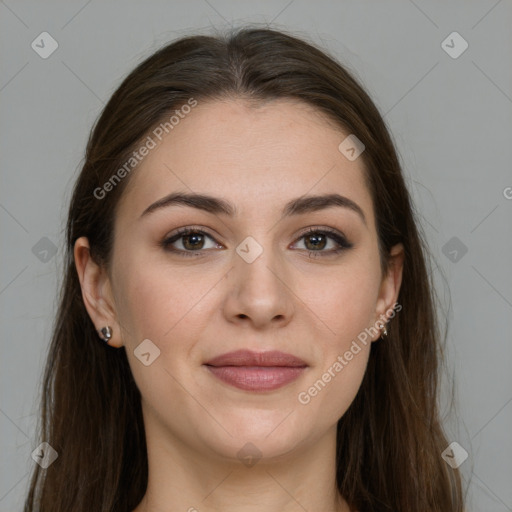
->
xmin=293 ymin=225 xmax=351 ymax=244
xmin=290 ymin=226 xmax=353 ymax=253
xmin=161 ymin=225 xmax=353 ymax=255
xmin=161 ymin=226 xmax=222 ymax=254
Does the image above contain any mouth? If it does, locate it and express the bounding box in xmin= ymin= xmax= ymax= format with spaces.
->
xmin=203 ymin=349 xmax=308 ymax=392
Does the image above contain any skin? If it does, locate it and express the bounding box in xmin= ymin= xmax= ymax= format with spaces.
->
xmin=74 ymin=98 xmax=404 ymax=512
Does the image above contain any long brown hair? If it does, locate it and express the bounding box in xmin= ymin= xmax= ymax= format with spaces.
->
xmin=23 ymin=26 xmax=464 ymax=511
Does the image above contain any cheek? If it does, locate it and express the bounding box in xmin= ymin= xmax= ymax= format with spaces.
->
xmin=307 ymin=260 xmax=380 ymax=345
xmin=301 ymin=344 xmax=371 ymax=427
xmin=112 ymin=251 xmax=219 ymax=348
xmin=296 ymin=258 xmax=378 ymax=416
xmin=297 ymin=295 xmax=373 ymax=426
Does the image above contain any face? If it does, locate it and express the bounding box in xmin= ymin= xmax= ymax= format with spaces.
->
xmin=76 ymin=98 xmax=403 ymax=464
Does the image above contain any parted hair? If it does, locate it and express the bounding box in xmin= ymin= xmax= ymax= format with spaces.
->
xmin=24 ymin=26 xmax=463 ymax=512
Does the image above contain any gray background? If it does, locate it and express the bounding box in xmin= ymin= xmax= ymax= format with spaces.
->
xmin=1 ymin=1 xmax=511 ymax=510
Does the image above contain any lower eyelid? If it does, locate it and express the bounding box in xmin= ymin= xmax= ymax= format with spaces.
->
xmin=165 ymin=232 xmax=219 ymax=252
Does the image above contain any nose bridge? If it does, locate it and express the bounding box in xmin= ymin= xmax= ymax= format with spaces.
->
xmin=235 ymin=232 xmax=283 ymax=295
xmin=224 ymin=232 xmax=294 ymax=327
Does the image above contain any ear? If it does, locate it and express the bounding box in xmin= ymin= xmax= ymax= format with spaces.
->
xmin=371 ymin=243 xmax=404 ymax=341
xmin=74 ymin=236 xmax=123 ymax=348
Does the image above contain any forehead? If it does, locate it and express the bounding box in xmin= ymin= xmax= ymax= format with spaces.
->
xmin=117 ymin=98 xmax=374 ymax=226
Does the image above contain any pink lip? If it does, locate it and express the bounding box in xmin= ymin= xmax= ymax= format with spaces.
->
xmin=204 ymin=349 xmax=308 ymax=391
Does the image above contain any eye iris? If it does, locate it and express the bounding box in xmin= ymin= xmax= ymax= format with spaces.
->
xmin=305 ymin=233 xmax=326 ymax=250
xmin=183 ymin=232 xmax=204 ymax=250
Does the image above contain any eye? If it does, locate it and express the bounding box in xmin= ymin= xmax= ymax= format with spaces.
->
xmin=160 ymin=227 xmax=222 ymax=257
xmin=160 ymin=226 xmax=353 ymax=258
xmin=291 ymin=227 xmax=353 ymax=257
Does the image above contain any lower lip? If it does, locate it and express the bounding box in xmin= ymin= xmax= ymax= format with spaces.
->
xmin=204 ymin=365 xmax=306 ymax=391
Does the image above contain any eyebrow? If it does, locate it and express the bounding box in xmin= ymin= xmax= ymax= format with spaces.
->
xmin=140 ymin=191 xmax=367 ymax=226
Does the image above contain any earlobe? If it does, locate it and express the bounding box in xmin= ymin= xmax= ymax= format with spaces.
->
xmin=73 ymin=237 xmax=122 ymax=347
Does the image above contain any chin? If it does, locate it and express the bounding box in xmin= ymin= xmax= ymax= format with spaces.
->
xmin=210 ymin=434 xmax=306 ymax=467
xmin=194 ymin=409 xmax=311 ymax=464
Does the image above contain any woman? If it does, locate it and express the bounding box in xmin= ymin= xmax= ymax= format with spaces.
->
xmin=24 ymin=26 xmax=464 ymax=511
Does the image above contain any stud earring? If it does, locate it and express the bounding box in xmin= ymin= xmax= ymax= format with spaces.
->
xmin=98 ymin=326 xmax=112 ymax=344
xmin=380 ymin=323 xmax=388 ymax=338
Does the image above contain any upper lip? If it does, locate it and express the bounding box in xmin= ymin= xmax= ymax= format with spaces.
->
xmin=204 ymin=349 xmax=308 ymax=367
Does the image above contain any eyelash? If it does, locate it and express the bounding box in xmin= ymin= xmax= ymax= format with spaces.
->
xmin=160 ymin=226 xmax=354 ymax=258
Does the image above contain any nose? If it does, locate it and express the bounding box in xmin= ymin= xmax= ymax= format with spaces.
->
xmin=222 ymin=244 xmax=295 ymax=330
